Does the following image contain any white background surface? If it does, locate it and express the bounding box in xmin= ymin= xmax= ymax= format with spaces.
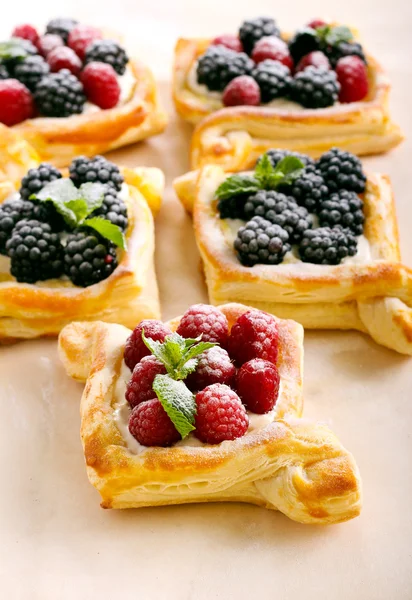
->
xmin=1 ymin=1 xmax=412 ymax=599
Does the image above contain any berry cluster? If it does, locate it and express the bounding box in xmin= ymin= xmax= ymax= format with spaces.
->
xmin=0 ymin=18 xmax=130 ymax=125
xmin=125 ymin=304 xmax=281 ymax=447
xmin=195 ymin=17 xmax=368 ymax=109
xmin=0 ymin=155 xmax=127 ymax=286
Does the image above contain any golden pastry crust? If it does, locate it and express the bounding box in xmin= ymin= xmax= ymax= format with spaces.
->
xmin=173 ymin=166 xmax=412 ymax=355
xmin=6 ymin=58 xmax=167 ymax=168
xmin=58 ymin=303 xmax=362 ymax=524
xmin=173 ymin=37 xmax=403 ymax=170
xmin=0 ymin=166 xmax=164 ymax=341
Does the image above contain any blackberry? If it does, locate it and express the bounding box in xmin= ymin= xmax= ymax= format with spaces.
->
xmin=196 ymin=45 xmax=253 ymax=92
xmin=316 ymin=148 xmax=366 ymax=193
xmin=257 ymin=149 xmax=315 ymax=170
xmin=0 ymin=63 xmax=9 ymax=79
xmin=6 ymin=219 xmax=64 ymax=283
xmin=298 ymin=226 xmax=357 ymax=265
xmin=217 ymin=195 xmax=248 ymax=220
xmin=46 ymin=18 xmax=78 ymax=43
xmin=251 ymin=60 xmax=292 ymax=103
xmin=4 ymin=38 xmax=38 ymax=69
xmin=91 ymin=187 xmax=128 ymax=230
xmin=234 ymin=216 xmax=290 ymax=266
xmin=281 ymin=170 xmax=329 ymax=212
xmin=34 ymin=69 xmax=85 ymax=117
xmin=324 ymin=41 xmax=366 ymax=68
xmin=290 ymin=66 xmax=340 ymax=108
xmin=64 ymin=229 xmax=118 ymax=287
xmin=69 ymin=155 xmax=124 ymax=191
xmin=13 ymin=55 xmax=50 ymax=92
xmin=244 ymin=190 xmax=312 ymax=243
xmin=288 ymin=28 xmax=320 ymax=63
xmin=84 ymin=39 xmax=129 ymax=76
xmin=239 ymin=17 xmax=281 ymax=55
xmin=20 ymin=162 xmax=62 ymax=200
xmin=318 ymin=189 xmax=364 ymax=235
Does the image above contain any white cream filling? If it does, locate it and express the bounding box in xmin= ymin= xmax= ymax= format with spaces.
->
xmin=83 ymin=64 xmax=136 ymax=114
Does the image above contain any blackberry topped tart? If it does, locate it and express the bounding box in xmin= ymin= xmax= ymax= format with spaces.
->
xmin=0 ymin=18 xmax=167 ymax=167
xmin=58 ymin=302 xmax=362 ymax=524
xmin=173 ymin=16 xmax=403 ymax=171
xmin=174 ymin=148 xmax=412 ymax=355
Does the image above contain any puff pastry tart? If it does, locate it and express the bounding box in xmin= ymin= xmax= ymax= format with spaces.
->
xmin=58 ymin=302 xmax=362 ymax=524
xmin=172 ymin=16 xmax=403 ymax=171
xmin=0 ymin=18 xmax=167 ymax=167
xmin=0 ymin=151 xmax=163 ymax=341
xmin=174 ymin=148 xmax=412 ymax=355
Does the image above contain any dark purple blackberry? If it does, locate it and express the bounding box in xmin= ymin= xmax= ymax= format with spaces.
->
xmin=0 ymin=63 xmax=9 ymax=79
xmin=46 ymin=18 xmax=78 ymax=43
xmin=63 ymin=229 xmax=118 ymax=287
xmin=217 ymin=194 xmax=248 ymax=220
xmin=244 ymin=190 xmax=312 ymax=243
xmin=239 ymin=17 xmax=281 ymax=55
xmin=13 ymin=55 xmax=50 ymax=92
xmin=69 ymin=155 xmax=124 ymax=191
xmin=196 ymin=45 xmax=253 ymax=92
xmin=5 ymin=219 xmax=64 ymax=283
xmin=290 ymin=66 xmax=340 ymax=108
xmin=91 ymin=187 xmax=128 ymax=231
xmin=234 ymin=216 xmax=290 ymax=266
xmin=84 ymin=39 xmax=129 ymax=75
xmin=34 ymin=69 xmax=85 ymax=117
xmin=288 ymin=28 xmax=320 ymax=63
xmin=316 ymin=148 xmax=366 ymax=193
xmin=251 ymin=59 xmax=292 ymax=103
xmin=298 ymin=226 xmax=357 ymax=265
xmin=281 ymin=170 xmax=329 ymax=212
xmin=318 ymin=189 xmax=364 ymax=235
xmin=324 ymin=41 xmax=366 ymax=68
xmin=257 ymin=149 xmax=315 ymax=170
xmin=20 ymin=162 xmax=62 ymax=200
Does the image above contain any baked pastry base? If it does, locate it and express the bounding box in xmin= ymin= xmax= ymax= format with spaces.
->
xmin=173 ymin=167 xmax=412 ymax=355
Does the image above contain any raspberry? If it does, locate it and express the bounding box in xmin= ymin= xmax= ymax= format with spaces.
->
xmin=227 ymin=310 xmax=279 ymax=366
xmin=81 ymin=62 xmax=120 ymax=109
xmin=47 ymin=46 xmax=82 ymax=76
xmin=129 ymin=397 xmax=180 ymax=447
xmin=212 ymin=34 xmax=243 ymax=53
xmin=125 ymin=356 xmax=166 ymax=408
xmin=176 ymin=304 xmax=229 ymax=347
xmin=251 ymin=36 xmax=293 ymax=70
xmin=296 ymin=51 xmax=331 ymax=72
xmin=185 ymin=347 xmax=236 ymax=392
xmin=124 ymin=320 xmax=172 ymax=371
xmin=195 ymin=384 xmax=248 ymax=444
xmin=335 ymin=55 xmax=369 ymax=103
xmin=306 ymin=19 xmax=327 ymax=29
xmin=68 ymin=24 xmax=103 ymax=60
xmin=36 ymin=34 xmax=64 ymax=57
xmin=222 ymin=75 xmax=260 ymax=107
xmin=236 ymin=359 xmax=280 ymax=414
xmin=12 ymin=24 xmax=39 ymax=45
xmin=0 ymin=79 xmax=34 ymax=126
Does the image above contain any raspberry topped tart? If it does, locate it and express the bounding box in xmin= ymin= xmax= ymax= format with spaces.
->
xmin=173 ymin=16 xmax=403 ymax=170
xmin=58 ymin=302 xmax=362 ymax=524
xmin=0 ymin=18 xmax=167 ymax=166
xmin=174 ymin=149 xmax=412 ymax=355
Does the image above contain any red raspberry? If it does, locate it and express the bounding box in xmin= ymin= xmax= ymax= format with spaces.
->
xmin=227 ymin=310 xmax=279 ymax=366
xmin=176 ymin=304 xmax=229 ymax=346
xmin=12 ymin=24 xmax=39 ymax=45
xmin=296 ymin=51 xmax=331 ymax=72
xmin=194 ymin=384 xmax=248 ymax=444
xmin=81 ymin=62 xmax=120 ymax=109
xmin=47 ymin=46 xmax=82 ymax=76
xmin=36 ymin=34 xmax=64 ymax=57
xmin=236 ymin=359 xmax=280 ymax=414
xmin=223 ymin=76 xmax=260 ymax=107
xmin=335 ymin=55 xmax=369 ymax=103
xmin=185 ymin=347 xmax=236 ymax=392
xmin=307 ymin=19 xmax=327 ymax=29
xmin=125 ymin=356 xmax=167 ymax=408
xmin=68 ymin=24 xmax=103 ymax=60
xmin=251 ymin=37 xmax=293 ymax=70
xmin=124 ymin=319 xmax=172 ymax=371
xmin=129 ymin=398 xmax=180 ymax=447
xmin=0 ymin=80 xmax=34 ymax=126
xmin=212 ymin=34 xmax=243 ymax=53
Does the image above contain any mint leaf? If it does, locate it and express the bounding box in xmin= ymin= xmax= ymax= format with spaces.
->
xmin=316 ymin=24 xmax=353 ymax=46
xmin=34 ymin=178 xmax=81 ymax=205
xmin=254 ymin=155 xmax=304 ymax=189
xmin=181 ymin=341 xmax=216 ymax=365
xmin=84 ymin=217 xmax=127 ymax=250
xmin=215 ymin=174 xmax=260 ymax=201
xmin=0 ymin=40 xmax=28 ymax=61
xmin=254 ymin=153 xmax=278 ymax=188
xmin=178 ymin=359 xmax=198 ymax=380
xmin=153 ymin=374 xmax=196 ymax=439
xmin=79 ymin=182 xmax=106 ymax=213
xmin=65 ymin=198 xmax=89 ymax=222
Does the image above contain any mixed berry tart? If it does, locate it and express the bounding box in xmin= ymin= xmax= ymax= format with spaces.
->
xmin=173 ymin=150 xmax=412 ymax=355
xmin=173 ymin=17 xmax=403 ymax=170
xmin=58 ymin=302 xmax=362 ymax=523
xmin=0 ymin=18 xmax=167 ymax=166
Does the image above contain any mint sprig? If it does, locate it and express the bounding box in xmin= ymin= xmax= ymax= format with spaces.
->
xmin=316 ymin=24 xmax=353 ymax=47
xmin=0 ymin=39 xmax=28 ymax=61
xmin=152 ymin=375 xmax=196 ymax=439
